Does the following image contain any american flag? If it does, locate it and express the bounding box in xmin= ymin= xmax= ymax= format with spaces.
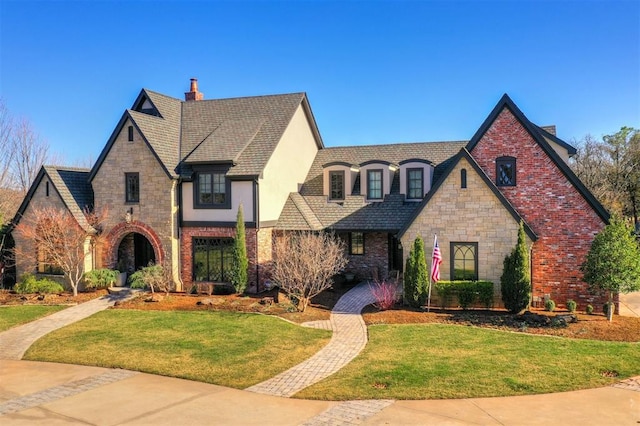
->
xmin=430 ymin=236 xmax=442 ymax=283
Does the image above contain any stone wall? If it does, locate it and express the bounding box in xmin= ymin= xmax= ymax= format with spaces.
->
xmin=469 ymin=107 xmax=607 ymax=311
xmin=401 ymin=156 xmax=531 ymax=306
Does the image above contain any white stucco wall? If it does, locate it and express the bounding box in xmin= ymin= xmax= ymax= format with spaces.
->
xmin=259 ymin=104 xmax=320 ymax=222
xmin=182 ymin=180 xmax=255 ymax=222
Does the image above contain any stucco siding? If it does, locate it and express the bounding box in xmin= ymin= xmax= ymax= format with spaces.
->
xmin=259 ymin=104 xmax=319 ymax=223
xmin=181 ymin=181 xmax=254 ymax=222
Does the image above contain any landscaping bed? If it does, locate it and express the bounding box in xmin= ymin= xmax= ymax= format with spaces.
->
xmin=0 ymin=289 xmax=108 ymax=306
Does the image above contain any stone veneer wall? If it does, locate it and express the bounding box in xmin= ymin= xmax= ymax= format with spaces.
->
xmin=401 ymin=157 xmax=532 ymax=307
xmin=91 ymin=118 xmax=177 ymax=285
xmin=469 ymin=108 xmax=607 ymax=310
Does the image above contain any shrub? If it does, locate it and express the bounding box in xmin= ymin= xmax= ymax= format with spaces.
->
xmin=433 ymin=281 xmax=494 ymax=309
xmin=230 ymin=204 xmax=249 ymax=294
xmin=545 ymin=299 xmax=556 ymax=312
xmin=586 ymin=304 xmax=594 ymax=315
xmin=501 ymin=221 xmax=531 ymax=313
xmin=129 ymin=262 xmax=175 ymax=294
xmin=566 ymin=299 xmax=577 ymax=313
xmin=603 ymin=302 xmax=613 ymax=317
xmin=83 ymin=269 xmax=119 ymax=289
xmin=14 ymin=273 xmax=64 ymax=294
xmin=370 ymin=280 xmax=398 ymax=311
xmin=404 ymin=236 xmax=428 ymax=308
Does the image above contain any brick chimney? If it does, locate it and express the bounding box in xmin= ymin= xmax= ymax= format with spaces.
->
xmin=185 ymin=78 xmax=204 ymax=101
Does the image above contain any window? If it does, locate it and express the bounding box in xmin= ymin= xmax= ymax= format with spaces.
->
xmin=451 ymin=242 xmax=478 ymax=280
xmin=128 ymin=125 xmax=134 ymax=142
xmin=407 ymin=168 xmax=424 ymax=199
xmin=195 ymin=171 xmax=230 ymax=208
xmin=37 ymin=245 xmax=64 ymax=275
xmin=496 ymin=156 xmax=516 ymax=186
xmin=350 ymin=232 xmax=364 ymax=255
xmin=193 ymin=237 xmax=234 ymax=282
xmin=367 ymin=169 xmax=383 ymax=200
xmin=329 ymin=171 xmax=345 ymax=200
xmin=461 ymin=169 xmax=467 ymax=189
xmin=125 ymin=173 xmax=139 ymax=203
xmin=46 ymin=181 xmax=50 ymax=197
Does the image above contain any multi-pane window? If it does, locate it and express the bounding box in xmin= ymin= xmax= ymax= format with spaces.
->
xmin=37 ymin=245 xmax=63 ymax=275
xmin=350 ymin=232 xmax=364 ymax=255
xmin=125 ymin=173 xmax=139 ymax=203
xmin=407 ymin=168 xmax=424 ymax=199
xmin=193 ymin=238 xmax=234 ymax=282
xmin=496 ymin=156 xmax=516 ymax=186
xmin=367 ymin=170 xmax=383 ymax=200
xmin=197 ymin=172 xmax=227 ymax=207
xmin=451 ymin=242 xmax=478 ymax=280
xmin=329 ymin=171 xmax=345 ymax=200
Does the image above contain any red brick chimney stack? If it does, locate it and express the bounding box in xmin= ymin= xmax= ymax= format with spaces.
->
xmin=185 ymin=78 xmax=204 ymax=101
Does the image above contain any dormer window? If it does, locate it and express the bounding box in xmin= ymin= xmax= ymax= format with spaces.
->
xmin=367 ymin=170 xmax=383 ymax=200
xmin=496 ymin=156 xmax=516 ymax=186
xmin=329 ymin=171 xmax=345 ymax=200
xmin=407 ymin=168 xmax=424 ymax=200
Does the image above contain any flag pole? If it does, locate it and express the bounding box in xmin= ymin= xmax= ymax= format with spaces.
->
xmin=427 ymin=234 xmax=436 ymax=313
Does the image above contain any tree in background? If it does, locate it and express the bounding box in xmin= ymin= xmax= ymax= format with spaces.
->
xmin=581 ymin=216 xmax=640 ymax=322
xmin=14 ymin=206 xmax=107 ymax=296
xmin=271 ymin=231 xmax=347 ymax=312
xmin=230 ymin=204 xmax=249 ymax=294
xmin=501 ymin=221 xmax=531 ymax=314
xmin=572 ymin=127 xmax=640 ymax=230
xmin=404 ymin=236 xmax=428 ymax=308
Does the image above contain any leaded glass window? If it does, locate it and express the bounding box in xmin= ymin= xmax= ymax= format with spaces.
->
xmin=451 ymin=242 xmax=478 ymax=280
xmin=193 ymin=238 xmax=234 ymax=282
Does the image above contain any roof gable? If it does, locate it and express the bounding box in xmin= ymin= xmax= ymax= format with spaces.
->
xmin=12 ymin=166 xmax=94 ymax=232
xmin=398 ymin=148 xmax=537 ymax=240
xmin=465 ymin=93 xmax=609 ymax=223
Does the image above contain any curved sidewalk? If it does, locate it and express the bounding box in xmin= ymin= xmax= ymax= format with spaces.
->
xmin=0 ymin=291 xmax=134 ymax=360
xmin=246 ymin=282 xmax=377 ymax=397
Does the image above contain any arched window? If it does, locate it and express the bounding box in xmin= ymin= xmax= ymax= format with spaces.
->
xmin=461 ymin=168 xmax=467 ymax=189
xmin=451 ymin=242 xmax=478 ymax=280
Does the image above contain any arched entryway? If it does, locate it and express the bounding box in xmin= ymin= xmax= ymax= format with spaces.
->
xmin=117 ymin=232 xmax=156 ymax=274
xmin=103 ymin=220 xmax=165 ymax=274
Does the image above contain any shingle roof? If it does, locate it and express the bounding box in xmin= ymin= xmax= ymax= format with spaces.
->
xmin=44 ymin=166 xmax=94 ymax=232
xmin=180 ymin=93 xmax=314 ymax=177
xmin=277 ymin=141 xmax=467 ymax=232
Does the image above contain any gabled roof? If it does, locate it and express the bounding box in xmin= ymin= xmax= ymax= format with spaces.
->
xmin=180 ymin=92 xmax=323 ymax=177
xmin=466 ymin=93 xmax=609 ymax=223
xmin=12 ymin=166 xmax=95 ymax=233
xmin=89 ymin=89 xmax=182 ymax=181
xmin=398 ymin=149 xmax=538 ymax=241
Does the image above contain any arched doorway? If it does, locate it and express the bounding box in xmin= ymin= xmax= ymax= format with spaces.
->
xmin=117 ymin=232 xmax=156 ymax=274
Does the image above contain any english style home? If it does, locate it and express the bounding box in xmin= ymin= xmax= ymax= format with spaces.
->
xmin=12 ymin=79 xmax=610 ymax=309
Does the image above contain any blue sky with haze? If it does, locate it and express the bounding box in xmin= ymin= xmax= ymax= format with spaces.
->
xmin=1 ymin=0 xmax=638 ymax=165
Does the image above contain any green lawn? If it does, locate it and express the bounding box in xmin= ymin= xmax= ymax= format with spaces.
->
xmin=24 ymin=310 xmax=331 ymax=389
xmin=296 ymin=324 xmax=640 ymax=400
xmin=0 ymin=306 xmax=66 ymax=332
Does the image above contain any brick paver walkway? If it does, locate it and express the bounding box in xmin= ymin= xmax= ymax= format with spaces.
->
xmin=0 ymin=291 xmax=135 ymax=360
xmin=246 ymin=283 xmax=377 ymax=398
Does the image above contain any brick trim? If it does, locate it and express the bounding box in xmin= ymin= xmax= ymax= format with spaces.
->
xmin=102 ymin=220 xmax=165 ymax=268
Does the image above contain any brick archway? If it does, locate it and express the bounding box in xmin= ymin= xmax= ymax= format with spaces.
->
xmin=103 ymin=220 xmax=165 ymax=269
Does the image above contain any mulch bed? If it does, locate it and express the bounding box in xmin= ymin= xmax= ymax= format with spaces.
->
xmin=2 ymin=285 xmax=638 ymax=342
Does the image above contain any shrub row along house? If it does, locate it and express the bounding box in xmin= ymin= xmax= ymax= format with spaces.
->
xmin=11 ymin=79 xmax=610 ymax=309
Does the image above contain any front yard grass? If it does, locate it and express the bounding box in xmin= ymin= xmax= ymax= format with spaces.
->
xmin=24 ymin=310 xmax=331 ymax=389
xmin=295 ymin=323 xmax=640 ymax=400
xmin=0 ymin=306 xmax=66 ymax=332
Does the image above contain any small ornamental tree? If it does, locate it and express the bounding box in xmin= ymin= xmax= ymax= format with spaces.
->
xmin=271 ymin=231 xmax=347 ymax=312
xmin=404 ymin=236 xmax=428 ymax=308
xmin=501 ymin=221 xmax=531 ymax=313
xmin=581 ymin=216 xmax=640 ymax=322
xmin=14 ymin=206 xmax=107 ymax=296
xmin=230 ymin=204 xmax=249 ymax=294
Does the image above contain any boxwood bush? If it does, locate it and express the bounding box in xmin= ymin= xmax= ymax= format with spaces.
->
xmin=433 ymin=281 xmax=494 ymax=309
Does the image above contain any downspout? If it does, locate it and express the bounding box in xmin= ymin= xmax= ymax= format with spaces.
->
xmin=254 ymin=178 xmax=260 ymax=293
xmin=176 ymin=178 xmax=184 ymax=292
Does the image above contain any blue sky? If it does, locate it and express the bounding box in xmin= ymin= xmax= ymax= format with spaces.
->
xmin=1 ymin=0 xmax=638 ymax=165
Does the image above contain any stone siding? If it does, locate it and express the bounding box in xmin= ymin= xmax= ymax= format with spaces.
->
xmin=401 ymin=157 xmax=531 ymax=306
xmin=91 ymin=119 xmax=178 ymax=286
xmin=469 ymin=108 xmax=607 ymax=311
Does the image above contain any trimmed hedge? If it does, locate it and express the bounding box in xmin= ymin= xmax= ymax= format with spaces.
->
xmin=433 ymin=281 xmax=494 ymax=309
